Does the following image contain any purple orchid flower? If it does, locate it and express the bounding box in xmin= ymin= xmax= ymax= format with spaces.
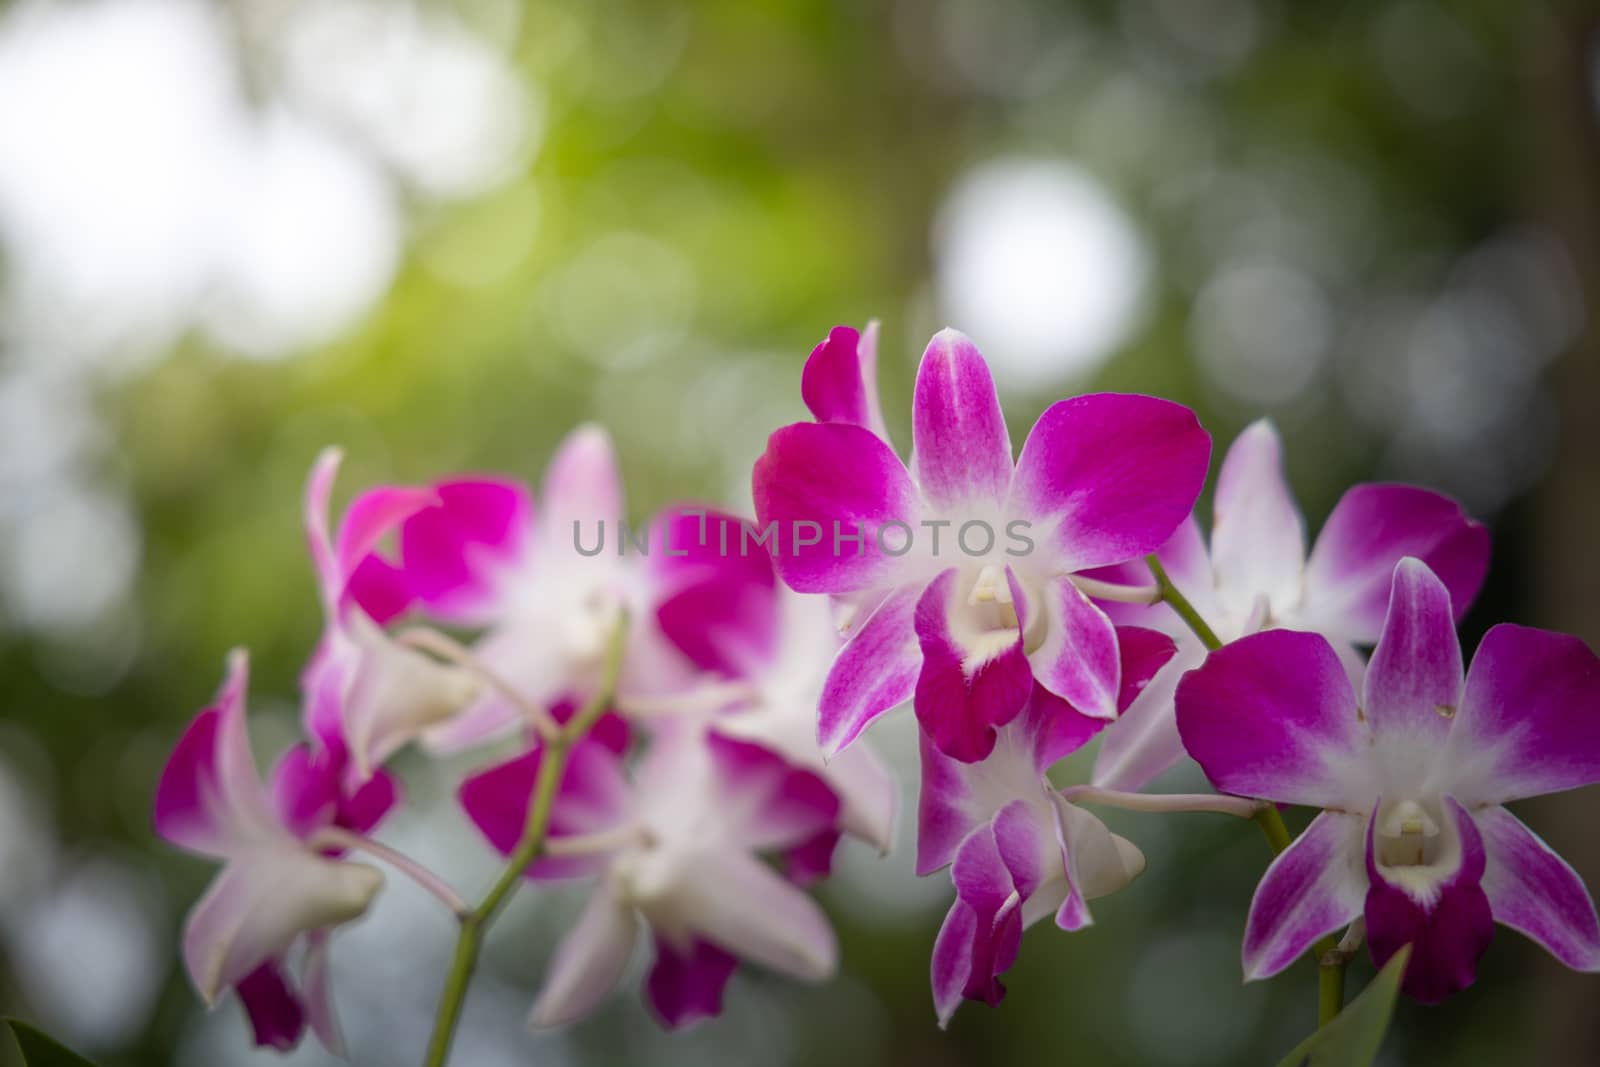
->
xmin=752 ymin=325 xmax=1211 ymax=763
xmin=923 ymin=627 xmax=1175 ymax=1025
xmin=301 ymin=448 xmax=478 ymax=785
xmin=1090 ymin=419 xmax=1489 ymax=791
xmin=155 ymin=651 xmax=399 ymax=1053
xmin=459 ymin=724 xmax=840 ymax=1029
xmin=1176 ymin=558 xmax=1600 ymax=1003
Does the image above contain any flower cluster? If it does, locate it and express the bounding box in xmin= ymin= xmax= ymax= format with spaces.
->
xmin=154 ymin=321 xmax=1600 ymax=1061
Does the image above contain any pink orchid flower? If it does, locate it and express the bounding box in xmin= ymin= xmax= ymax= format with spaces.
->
xmin=752 ymin=325 xmax=1211 ymax=763
xmin=384 ymin=425 xmax=641 ymax=752
xmin=1090 ymin=419 xmax=1489 ymax=791
xmin=459 ymin=725 xmax=840 ymax=1029
xmin=1176 ymin=558 xmax=1600 ymax=1003
xmin=155 ymin=651 xmax=399 ymax=1053
xmin=301 ymin=449 xmax=478 ymax=784
xmin=644 ymin=506 xmax=896 ymax=859
xmin=922 ymin=626 xmax=1174 ymax=1025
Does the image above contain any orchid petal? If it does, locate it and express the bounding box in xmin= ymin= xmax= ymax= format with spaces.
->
xmin=542 ymin=424 xmax=625 ymax=544
xmin=400 ymin=478 xmax=535 ymax=625
xmin=1027 ymin=576 xmax=1121 ymax=721
xmin=818 ymin=584 xmax=921 ymax=756
xmin=300 ymin=931 xmax=345 ymax=1056
xmin=753 ymin=421 xmax=921 ymax=593
xmin=1049 ymin=793 xmax=1144 ymax=932
xmin=645 ymin=936 xmax=739 ymax=1030
xmin=1092 ymin=642 xmax=1203 ymax=792
xmin=801 ymin=322 xmax=889 ymax=443
xmin=235 ymin=959 xmax=305 ymax=1052
xmin=1241 ymin=811 xmax=1367 ymax=980
xmin=529 ymin=884 xmax=638 ymax=1029
xmin=1476 ymin=804 xmax=1600 ymax=971
xmin=1009 ymin=394 xmax=1210 ymax=572
xmin=913 ymin=569 xmax=1034 ymax=762
xmin=1363 ymin=559 xmax=1463 ymax=784
xmin=1302 ymin=484 xmax=1489 ymax=642
xmin=652 ymin=849 xmax=837 ymax=981
xmin=911 ymin=329 xmax=1013 ymax=511
xmin=1443 ymin=623 xmax=1600 ymax=805
xmin=1176 ymin=629 xmax=1375 ymax=809
xmin=1210 ymin=420 xmax=1306 ymax=619
xmin=705 ymin=732 xmax=840 ymax=851
xmin=182 ymin=852 xmax=382 ymax=1005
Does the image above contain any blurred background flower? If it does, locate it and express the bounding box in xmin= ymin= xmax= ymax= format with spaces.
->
xmin=1 ymin=0 xmax=1597 ymax=1063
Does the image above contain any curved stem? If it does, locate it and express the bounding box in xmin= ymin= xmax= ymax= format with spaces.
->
xmin=1145 ymin=554 xmax=1223 ymax=651
xmin=1068 ymin=575 xmax=1162 ymax=605
xmin=1065 ymin=785 xmax=1263 ymax=819
xmin=397 ymin=626 xmax=560 ymax=742
xmin=310 ymin=827 xmax=470 ymax=918
xmin=420 ymin=616 xmax=628 ymax=1067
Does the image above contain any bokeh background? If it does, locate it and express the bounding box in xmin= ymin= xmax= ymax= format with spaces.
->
xmin=2 ymin=0 xmax=1599 ymax=1063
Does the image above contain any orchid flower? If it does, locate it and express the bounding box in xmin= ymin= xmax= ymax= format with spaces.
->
xmin=386 ymin=425 xmax=640 ymax=752
xmin=753 ymin=325 xmax=1211 ymax=763
xmin=643 ymin=506 xmax=896 ymax=859
xmin=459 ymin=724 xmax=841 ymax=1029
xmin=302 ymin=449 xmax=479 ymax=785
xmin=923 ymin=626 xmax=1175 ymax=1024
xmin=1090 ymin=419 xmax=1488 ymax=791
xmin=1176 ymin=558 xmax=1600 ymax=1002
xmin=155 ymin=651 xmax=398 ymax=1053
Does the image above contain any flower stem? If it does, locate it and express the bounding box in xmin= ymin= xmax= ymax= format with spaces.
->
xmin=1143 ymin=558 xmax=1351 ymax=1025
xmin=1145 ymin=554 xmax=1223 ymax=651
xmin=420 ymin=615 xmax=628 ymax=1067
xmin=1065 ymin=785 xmax=1264 ymax=819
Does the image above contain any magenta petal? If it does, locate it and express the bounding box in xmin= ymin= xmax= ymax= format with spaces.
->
xmin=931 ymin=900 xmax=980 ymax=1028
xmin=1019 ymin=685 xmax=1112 ymax=774
xmin=155 ymin=650 xmax=263 ymax=857
xmin=652 ymin=508 xmax=780 ymax=677
xmin=1446 ymin=623 xmax=1600 ymax=804
xmin=1028 ymin=578 xmax=1123 ymax=721
xmin=336 ymin=485 xmax=437 ymax=582
xmin=1476 ymin=804 xmax=1600 ymax=971
xmin=458 ymin=741 xmax=632 ymax=880
xmin=646 ymin=937 xmax=740 ymax=1030
xmin=400 ymin=478 xmax=534 ymax=624
xmin=1176 ymin=630 xmax=1373 ymax=808
xmin=1363 ymin=559 xmax=1464 ymax=759
xmin=1241 ymin=811 xmax=1367 ymax=980
xmin=753 ymin=421 xmax=921 ymax=593
xmin=818 ymin=585 xmax=921 ymax=756
xmin=784 ymin=828 xmax=842 ymax=887
xmin=801 ymin=323 xmax=889 ymax=442
xmin=344 ymin=554 xmax=413 ymax=626
xmin=1009 ymin=393 xmax=1210 ymax=572
xmin=236 ymin=959 xmax=306 ymax=1052
xmin=913 ymin=570 xmax=1033 ymax=762
xmin=269 ymin=745 xmax=339 ymax=842
xmin=911 ymin=329 xmax=1013 ymax=511
xmin=705 ymin=732 xmax=840 ymax=851
xmin=1364 ymin=796 xmax=1493 ymax=1004
xmin=1303 ymin=484 xmax=1489 ymax=641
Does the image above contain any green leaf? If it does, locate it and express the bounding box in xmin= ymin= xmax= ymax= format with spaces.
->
xmin=4 ymin=1019 xmax=100 ymax=1067
xmin=1275 ymin=947 xmax=1412 ymax=1067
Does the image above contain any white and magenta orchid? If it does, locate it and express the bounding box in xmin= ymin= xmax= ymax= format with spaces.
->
xmin=753 ymin=325 xmax=1211 ymax=763
xmin=387 ymin=425 xmax=638 ymax=752
xmin=1090 ymin=419 xmax=1489 ymax=791
xmin=923 ymin=626 xmax=1174 ymax=1024
xmin=1176 ymin=558 xmax=1600 ymax=1002
xmin=458 ymin=723 xmax=841 ymax=1029
xmin=301 ymin=449 xmax=479 ymax=785
xmin=154 ymin=651 xmax=398 ymax=1053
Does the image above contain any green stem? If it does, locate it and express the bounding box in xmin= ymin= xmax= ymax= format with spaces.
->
xmin=421 ymin=617 xmax=628 ymax=1067
xmin=1145 ymin=554 xmax=1223 ymax=652
xmin=1147 ymin=563 xmax=1350 ymax=1027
